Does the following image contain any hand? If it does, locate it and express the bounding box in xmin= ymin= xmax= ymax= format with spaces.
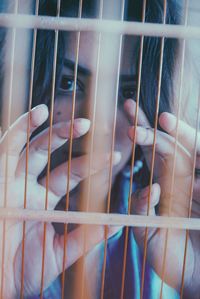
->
xmin=125 ymin=99 xmax=200 ymax=298
xmin=0 ymin=105 xmax=121 ymax=298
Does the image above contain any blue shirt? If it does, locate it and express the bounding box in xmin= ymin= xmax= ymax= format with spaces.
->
xmin=32 ymin=229 xmax=179 ymax=299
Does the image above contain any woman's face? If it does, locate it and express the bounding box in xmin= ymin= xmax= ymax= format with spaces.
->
xmin=53 ymin=32 xmax=138 ymax=176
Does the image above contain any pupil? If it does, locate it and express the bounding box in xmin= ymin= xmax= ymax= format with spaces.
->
xmin=61 ymin=77 xmax=73 ymax=90
xmin=123 ymin=88 xmax=135 ymax=99
xmin=66 ymin=79 xmax=72 ymax=89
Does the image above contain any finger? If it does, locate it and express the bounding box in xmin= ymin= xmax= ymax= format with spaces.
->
xmin=39 ymin=151 xmax=122 ymax=198
xmin=54 ymin=224 xmax=121 ymax=275
xmin=17 ymin=118 xmax=90 ymax=178
xmin=159 ymin=112 xmax=200 ymax=153
xmin=128 ymin=125 xmax=189 ymax=158
xmin=131 ymin=184 xmax=160 ymax=251
xmin=0 ymin=105 xmax=48 ymax=177
xmin=131 ymin=183 xmax=160 ymax=216
xmin=124 ymin=98 xmax=150 ymax=127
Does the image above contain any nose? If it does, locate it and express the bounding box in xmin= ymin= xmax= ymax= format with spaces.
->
xmin=93 ymin=121 xmax=112 ymax=136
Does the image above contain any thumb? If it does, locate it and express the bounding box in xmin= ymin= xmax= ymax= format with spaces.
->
xmin=131 ymin=183 xmax=160 ymax=249
xmin=131 ymin=183 xmax=160 ymax=216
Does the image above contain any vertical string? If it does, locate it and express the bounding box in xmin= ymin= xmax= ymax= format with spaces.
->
xmin=139 ymin=1 xmax=167 ymax=298
xmin=79 ymin=1 xmax=104 ymax=298
xmin=100 ymin=1 xmax=126 ymax=298
xmin=0 ymin=1 xmax=19 ymax=298
xmin=120 ymin=1 xmax=146 ymax=299
xmin=61 ymin=1 xmax=83 ymax=298
xmin=159 ymin=1 xmax=188 ymax=298
xmin=20 ymin=1 xmax=40 ymax=298
xmin=40 ymin=1 xmax=61 ymax=297
xmin=180 ymin=82 xmax=200 ymax=298
xmin=85 ymin=0 xmax=104 ymax=215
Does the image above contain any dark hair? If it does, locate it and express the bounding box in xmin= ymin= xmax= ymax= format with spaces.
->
xmin=0 ymin=0 xmax=183 ymax=127
xmin=32 ymin=0 xmax=183 ymax=127
xmin=141 ymin=1 xmax=182 ymax=127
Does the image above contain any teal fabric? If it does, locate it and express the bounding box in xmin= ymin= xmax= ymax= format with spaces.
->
xmin=35 ymin=229 xmax=179 ymax=299
xmin=31 ymin=163 xmax=180 ymax=299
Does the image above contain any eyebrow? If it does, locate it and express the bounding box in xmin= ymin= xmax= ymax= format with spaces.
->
xmin=63 ymin=59 xmax=91 ymax=76
xmin=119 ymin=74 xmax=137 ymax=83
xmin=63 ymin=60 xmax=137 ymax=82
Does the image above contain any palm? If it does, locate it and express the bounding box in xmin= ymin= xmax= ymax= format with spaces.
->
xmin=125 ymin=99 xmax=200 ymax=297
xmin=0 ymin=105 xmax=120 ymax=298
xmin=1 ymin=175 xmax=56 ymax=296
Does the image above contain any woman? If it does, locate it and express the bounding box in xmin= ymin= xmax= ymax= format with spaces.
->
xmin=0 ymin=0 xmax=200 ymax=298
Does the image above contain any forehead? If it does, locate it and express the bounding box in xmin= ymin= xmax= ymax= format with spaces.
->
xmin=64 ymin=32 xmax=139 ymax=75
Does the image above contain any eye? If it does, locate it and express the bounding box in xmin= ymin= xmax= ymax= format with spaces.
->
xmin=118 ymin=84 xmax=137 ymax=106
xmin=121 ymin=86 xmax=137 ymax=99
xmin=59 ymin=75 xmax=84 ymax=92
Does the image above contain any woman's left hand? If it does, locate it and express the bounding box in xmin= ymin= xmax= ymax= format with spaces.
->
xmin=125 ymin=99 xmax=200 ymax=298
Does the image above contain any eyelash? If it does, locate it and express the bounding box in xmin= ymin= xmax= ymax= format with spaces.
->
xmin=58 ymin=76 xmax=136 ymax=104
xmin=118 ymin=85 xmax=137 ymax=105
xmin=121 ymin=86 xmax=137 ymax=99
xmin=59 ymin=75 xmax=85 ymax=93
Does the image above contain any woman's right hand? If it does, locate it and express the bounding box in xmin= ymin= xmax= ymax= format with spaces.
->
xmin=0 ymin=104 xmax=120 ymax=298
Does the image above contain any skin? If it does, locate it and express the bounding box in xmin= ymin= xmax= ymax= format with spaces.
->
xmin=53 ymin=33 xmax=138 ymax=214
xmin=53 ymin=33 xmax=137 ymax=173
xmin=0 ymin=32 xmax=199 ymax=298
xmin=0 ymin=105 xmax=121 ymax=298
xmin=54 ymin=32 xmax=200 ymax=297
xmin=127 ymin=100 xmax=200 ymax=298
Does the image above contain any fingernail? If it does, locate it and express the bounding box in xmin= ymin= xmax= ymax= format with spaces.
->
xmin=128 ymin=126 xmax=147 ymax=143
xmin=31 ymin=104 xmax=49 ymax=126
xmin=74 ymin=118 xmax=91 ymax=135
xmin=136 ymin=127 xmax=148 ymax=142
xmin=112 ymin=151 xmax=122 ymax=165
xmin=32 ymin=104 xmax=48 ymax=111
xmin=124 ymin=99 xmax=136 ymax=117
xmin=139 ymin=184 xmax=160 ymax=204
xmin=159 ymin=112 xmax=177 ymax=132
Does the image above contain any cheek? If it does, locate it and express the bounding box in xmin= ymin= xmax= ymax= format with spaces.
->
xmin=53 ymin=101 xmax=132 ymax=170
xmin=53 ymin=97 xmax=84 ymax=123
